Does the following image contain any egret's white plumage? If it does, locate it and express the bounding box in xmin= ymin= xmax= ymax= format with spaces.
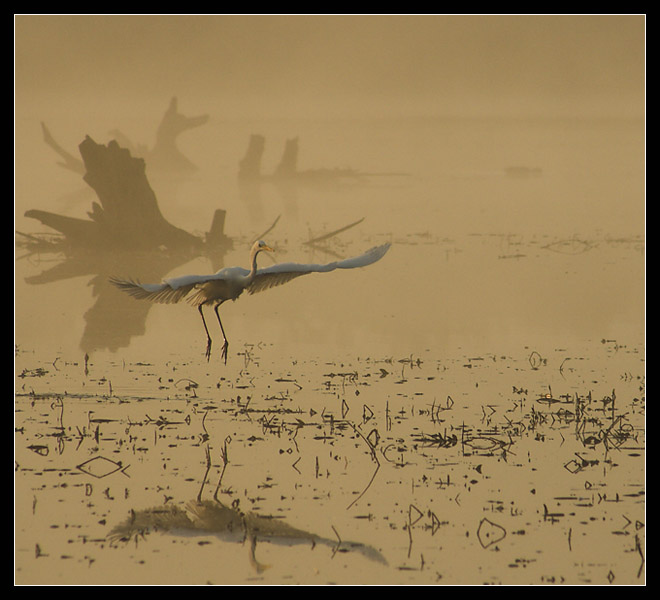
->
xmin=110 ymin=240 xmax=391 ymax=363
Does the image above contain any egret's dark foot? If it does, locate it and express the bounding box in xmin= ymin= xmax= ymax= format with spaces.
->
xmin=205 ymin=339 xmax=212 ymax=362
xmin=220 ymin=340 xmax=229 ymax=365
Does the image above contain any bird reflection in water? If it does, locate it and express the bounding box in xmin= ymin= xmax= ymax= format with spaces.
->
xmin=108 ymin=499 xmax=387 ymax=573
xmin=107 ymin=446 xmax=387 ymax=572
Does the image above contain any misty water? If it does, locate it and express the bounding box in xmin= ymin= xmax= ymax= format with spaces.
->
xmin=15 ymin=109 xmax=644 ymax=584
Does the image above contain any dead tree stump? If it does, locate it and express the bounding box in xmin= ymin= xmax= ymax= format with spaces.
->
xmin=26 ymin=136 xmax=205 ymax=252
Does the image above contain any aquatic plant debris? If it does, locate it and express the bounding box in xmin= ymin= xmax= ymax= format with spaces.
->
xmin=15 ymin=340 xmax=644 ymax=584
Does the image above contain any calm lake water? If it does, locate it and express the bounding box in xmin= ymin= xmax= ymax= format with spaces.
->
xmin=15 ymin=111 xmax=645 ymax=584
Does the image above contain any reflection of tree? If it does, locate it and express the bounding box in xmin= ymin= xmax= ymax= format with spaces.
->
xmin=19 ymin=132 xmax=231 ymax=355
xmin=79 ymin=258 xmax=186 ymax=355
xmin=21 ymin=249 xmax=210 ymax=355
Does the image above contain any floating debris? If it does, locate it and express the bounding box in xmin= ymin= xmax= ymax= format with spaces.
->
xmin=77 ymin=456 xmax=128 ymax=479
xmin=542 ymin=238 xmax=595 ymax=255
xmin=477 ymin=518 xmax=507 ymax=549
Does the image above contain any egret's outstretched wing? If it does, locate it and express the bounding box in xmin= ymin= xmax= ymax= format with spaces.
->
xmin=109 ymin=267 xmax=252 ymax=304
xmin=248 ymin=243 xmax=391 ymax=295
xmin=109 ymin=274 xmax=224 ymax=304
xmin=109 ymin=277 xmax=197 ymax=304
xmin=109 ymin=244 xmax=391 ymax=301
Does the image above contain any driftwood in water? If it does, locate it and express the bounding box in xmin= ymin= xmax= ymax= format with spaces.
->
xmin=304 ymin=217 xmax=365 ymax=246
xmin=275 ymin=136 xmax=299 ymax=177
xmin=141 ymin=96 xmax=209 ymax=173
xmin=238 ymin=134 xmax=266 ymax=181
xmin=238 ymin=135 xmax=410 ymax=183
xmin=25 ymin=136 xmax=226 ymax=252
xmin=40 ymin=122 xmax=85 ymax=175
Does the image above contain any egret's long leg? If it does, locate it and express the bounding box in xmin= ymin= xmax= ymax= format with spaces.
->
xmin=198 ymin=305 xmax=213 ymax=361
xmin=213 ymin=304 xmax=229 ymax=364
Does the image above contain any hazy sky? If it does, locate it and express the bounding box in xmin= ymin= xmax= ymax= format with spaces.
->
xmin=15 ymin=14 xmax=645 ymax=118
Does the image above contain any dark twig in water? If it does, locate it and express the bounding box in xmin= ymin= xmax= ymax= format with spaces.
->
xmin=251 ymin=215 xmax=281 ymax=245
xmin=412 ymin=430 xmax=458 ymax=448
xmin=407 ymin=504 xmax=424 ymax=558
xmin=200 ymin=410 xmax=209 ymax=438
xmin=330 ymin=525 xmax=343 ymax=559
xmin=197 ymin=445 xmax=212 ymax=503
xmin=347 ymin=422 xmax=381 ymax=510
xmin=304 ymin=217 xmax=365 ymax=246
xmin=635 ymin=533 xmax=645 ymax=579
xmin=175 ymin=378 xmax=199 ymax=397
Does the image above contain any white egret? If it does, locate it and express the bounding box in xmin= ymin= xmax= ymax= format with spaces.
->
xmin=110 ymin=240 xmax=391 ymax=363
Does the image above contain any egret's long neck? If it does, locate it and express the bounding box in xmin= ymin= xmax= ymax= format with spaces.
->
xmin=248 ymin=247 xmax=261 ymax=281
